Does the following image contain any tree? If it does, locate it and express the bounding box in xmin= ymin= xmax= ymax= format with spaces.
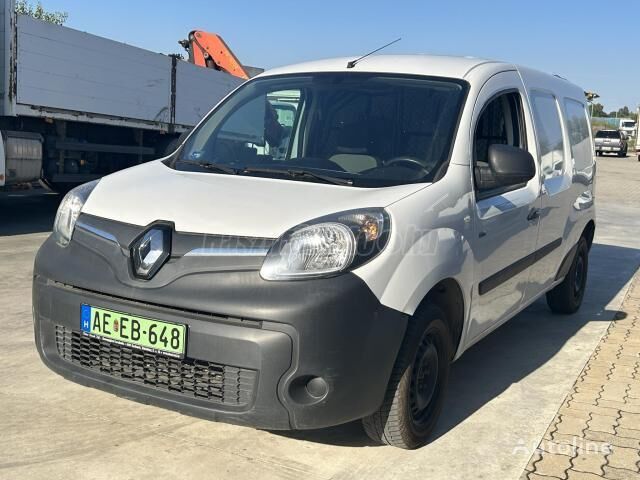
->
xmin=618 ymin=106 xmax=631 ymax=118
xmin=589 ymin=103 xmax=638 ymax=120
xmin=15 ymin=1 xmax=68 ymax=25
xmin=590 ymin=103 xmax=606 ymax=118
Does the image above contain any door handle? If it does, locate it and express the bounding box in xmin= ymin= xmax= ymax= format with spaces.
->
xmin=527 ymin=208 xmax=540 ymax=221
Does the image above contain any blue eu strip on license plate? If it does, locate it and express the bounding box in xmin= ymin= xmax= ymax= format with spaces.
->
xmin=81 ymin=304 xmax=92 ymax=333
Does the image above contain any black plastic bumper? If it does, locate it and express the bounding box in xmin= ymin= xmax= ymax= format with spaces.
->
xmin=33 ymin=233 xmax=408 ymax=430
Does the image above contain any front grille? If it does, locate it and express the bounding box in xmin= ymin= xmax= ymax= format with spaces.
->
xmin=55 ymin=325 xmax=256 ymax=407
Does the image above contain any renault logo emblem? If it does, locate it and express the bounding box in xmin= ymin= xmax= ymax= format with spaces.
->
xmin=131 ymin=226 xmax=171 ymax=279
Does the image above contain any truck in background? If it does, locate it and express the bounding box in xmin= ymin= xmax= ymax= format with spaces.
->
xmin=619 ymin=118 xmax=637 ymax=138
xmin=0 ymin=0 xmax=251 ymax=191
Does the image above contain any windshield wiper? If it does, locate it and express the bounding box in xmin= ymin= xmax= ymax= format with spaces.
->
xmin=242 ymin=166 xmax=354 ymax=186
xmin=175 ymin=159 xmax=239 ymax=175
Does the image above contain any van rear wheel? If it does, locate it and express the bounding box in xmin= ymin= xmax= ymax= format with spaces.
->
xmin=546 ymin=238 xmax=589 ymax=314
xmin=362 ymin=305 xmax=451 ymax=449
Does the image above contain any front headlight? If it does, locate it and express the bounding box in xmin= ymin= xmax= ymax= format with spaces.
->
xmin=260 ymin=208 xmax=390 ymax=281
xmin=53 ymin=180 xmax=100 ymax=247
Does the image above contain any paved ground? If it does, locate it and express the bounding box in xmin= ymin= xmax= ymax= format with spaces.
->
xmin=1 ymin=156 xmax=640 ymax=480
xmin=522 ymin=279 xmax=640 ymax=479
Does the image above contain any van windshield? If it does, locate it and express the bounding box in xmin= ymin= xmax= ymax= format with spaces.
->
xmin=171 ymin=73 xmax=468 ymax=187
xmin=622 ymin=121 xmax=636 ymax=128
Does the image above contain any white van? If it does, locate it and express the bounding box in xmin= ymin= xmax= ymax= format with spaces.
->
xmin=33 ymin=55 xmax=595 ymax=449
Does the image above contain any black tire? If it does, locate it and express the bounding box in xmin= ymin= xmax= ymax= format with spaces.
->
xmin=546 ymin=238 xmax=589 ymax=314
xmin=362 ymin=304 xmax=451 ymax=449
xmin=637 ymin=155 xmax=640 ymax=162
xmin=595 ymin=151 xmax=601 ymax=157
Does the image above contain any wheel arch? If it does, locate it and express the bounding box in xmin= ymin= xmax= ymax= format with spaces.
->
xmin=583 ymin=219 xmax=595 ymax=249
xmin=413 ymin=278 xmax=465 ymax=360
xmin=368 ymin=225 xmax=473 ymax=360
xmin=554 ymin=218 xmax=596 ymax=282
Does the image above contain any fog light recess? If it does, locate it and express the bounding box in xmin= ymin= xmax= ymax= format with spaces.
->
xmin=288 ymin=375 xmax=329 ymax=404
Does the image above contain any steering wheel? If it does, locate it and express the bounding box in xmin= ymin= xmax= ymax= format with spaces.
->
xmin=384 ymin=156 xmax=429 ymax=173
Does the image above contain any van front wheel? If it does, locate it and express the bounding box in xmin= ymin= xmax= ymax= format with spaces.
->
xmin=362 ymin=305 xmax=451 ymax=449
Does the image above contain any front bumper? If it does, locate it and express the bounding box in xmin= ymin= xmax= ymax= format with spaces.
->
xmin=33 ymin=228 xmax=407 ymax=430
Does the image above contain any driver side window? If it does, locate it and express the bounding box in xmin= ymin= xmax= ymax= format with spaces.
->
xmin=473 ymin=91 xmax=527 ymax=198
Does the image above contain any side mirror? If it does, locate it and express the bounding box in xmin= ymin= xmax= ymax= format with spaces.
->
xmin=488 ymin=144 xmax=536 ymax=187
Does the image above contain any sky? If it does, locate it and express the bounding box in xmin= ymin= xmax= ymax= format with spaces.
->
xmin=42 ymin=0 xmax=639 ymax=113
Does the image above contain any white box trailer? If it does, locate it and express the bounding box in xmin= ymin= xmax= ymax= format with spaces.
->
xmin=0 ymin=0 xmax=243 ymax=190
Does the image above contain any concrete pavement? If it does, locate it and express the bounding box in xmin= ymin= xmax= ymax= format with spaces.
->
xmin=1 ymin=156 xmax=639 ymax=479
xmin=522 ymin=275 xmax=640 ymax=479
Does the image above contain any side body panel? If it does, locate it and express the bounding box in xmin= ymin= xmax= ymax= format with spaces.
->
xmin=465 ymin=71 xmax=541 ymax=343
xmin=518 ymin=67 xmax=596 ymax=292
xmin=354 ymin=164 xmax=476 ymax=325
xmin=15 ymin=15 xmax=172 ymax=126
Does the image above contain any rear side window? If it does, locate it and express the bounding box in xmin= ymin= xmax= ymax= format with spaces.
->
xmin=531 ymin=92 xmax=565 ymax=179
xmin=564 ymin=99 xmax=592 ymax=173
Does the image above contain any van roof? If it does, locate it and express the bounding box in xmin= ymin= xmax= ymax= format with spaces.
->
xmin=259 ymin=54 xmax=507 ymax=80
xmin=258 ymin=54 xmax=587 ymax=103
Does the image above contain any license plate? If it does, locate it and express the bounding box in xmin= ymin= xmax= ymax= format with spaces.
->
xmin=602 ymin=146 xmax=612 ymax=151
xmin=80 ymin=304 xmax=187 ymax=358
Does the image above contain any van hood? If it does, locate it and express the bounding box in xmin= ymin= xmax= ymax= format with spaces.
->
xmin=82 ymin=160 xmax=428 ymax=238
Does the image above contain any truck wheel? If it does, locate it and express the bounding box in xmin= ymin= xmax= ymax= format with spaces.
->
xmin=546 ymin=238 xmax=589 ymax=314
xmin=362 ymin=305 xmax=451 ymax=449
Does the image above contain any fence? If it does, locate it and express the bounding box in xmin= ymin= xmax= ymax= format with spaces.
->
xmin=591 ymin=117 xmax=620 ymax=128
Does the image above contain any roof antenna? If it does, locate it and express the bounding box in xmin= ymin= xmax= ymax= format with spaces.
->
xmin=346 ymin=38 xmax=402 ymax=69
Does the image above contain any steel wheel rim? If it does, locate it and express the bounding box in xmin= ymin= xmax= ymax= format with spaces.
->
xmin=409 ymin=333 xmax=440 ymax=427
